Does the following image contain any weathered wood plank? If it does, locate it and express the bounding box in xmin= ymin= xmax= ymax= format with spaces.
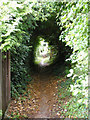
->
xmin=0 ymin=51 xmax=2 ymax=119
xmin=2 ymin=52 xmax=7 ymax=114
xmin=7 ymin=51 xmax=11 ymax=103
xmin=2 ymin=51 xmax=11 ymax=116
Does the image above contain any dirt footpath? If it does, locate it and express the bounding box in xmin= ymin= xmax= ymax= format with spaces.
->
xmin=5 ymin=69 xmax=63 ymax=118
xmin=31 ymin=72 xmax=58 ymax=118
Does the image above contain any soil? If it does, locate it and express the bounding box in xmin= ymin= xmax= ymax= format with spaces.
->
xmin=30 ymin=71 xmax=58 ymax=118
xmin=5 ymin=67 xmax=66 ymax=119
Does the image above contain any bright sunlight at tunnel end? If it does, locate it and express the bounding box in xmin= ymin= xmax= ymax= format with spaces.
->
xmin=34 ymin=37 xmax=58 ymax=67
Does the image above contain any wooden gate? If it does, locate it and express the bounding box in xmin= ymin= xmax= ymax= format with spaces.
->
xmin=2 ymin=51 xmax=11 ymax=115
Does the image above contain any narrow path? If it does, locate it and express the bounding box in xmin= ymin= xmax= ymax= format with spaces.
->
xmin=5 ymin=66 xmax=88 ymax=119
xmin=29 ymin=71 xmax=58 ymax=118
xmin=5 ymin=68 xmax=68 ymax=118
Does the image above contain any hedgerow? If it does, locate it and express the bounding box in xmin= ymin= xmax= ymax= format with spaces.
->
xmin=0 ymin=0 xmax=88 ymax=118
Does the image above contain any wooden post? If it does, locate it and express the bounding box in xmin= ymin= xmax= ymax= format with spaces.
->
xmin=2 ymin=52 xmax=7 ymax=114
xmin=0 ymin=51 xmax=2 ymax=119
xmin=7 ymin=51 xmax=11 ymax=103
xmin=2 ymin=51 xmax=10 ymax=115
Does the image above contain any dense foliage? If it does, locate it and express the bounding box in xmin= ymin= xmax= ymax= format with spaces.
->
xmin=10 ymin=33 xmax=31 ymax=98
xmin=0 ymin=0 xmax=88 ymax=118
xmin=58 ymin=0 xmax=88 ymax=108
xmin=0 ymin=0 xmax=56 ymax=97
xmin=57 ymin=1 xmax=88 ymax=117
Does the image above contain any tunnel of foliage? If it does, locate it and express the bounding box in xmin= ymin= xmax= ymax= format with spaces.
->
xmin=10 ymin=2 xmax=73 ymax=97
xmin=0 ymin=0 xmax=88 ymax=118
xmin=29 ymin=14 xmax=72 ymax=73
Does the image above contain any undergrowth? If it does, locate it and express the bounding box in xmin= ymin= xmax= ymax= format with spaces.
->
xmin=57 ymin=77 xmax=88 ymax=118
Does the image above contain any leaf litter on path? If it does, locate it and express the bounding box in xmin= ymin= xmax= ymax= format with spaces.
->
xmin=5 ymin=71 xmax=70 ymax=119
